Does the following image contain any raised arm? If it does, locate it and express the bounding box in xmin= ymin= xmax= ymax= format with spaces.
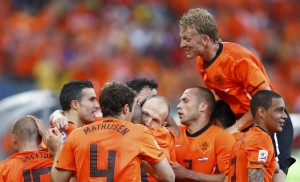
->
xmin=49 ymin=110 xmax=69 ymax=132
xmin=48 ymin=128 xmax=72 ymax=182
xmin=226 ymin=110 xmax=253 ymax=133
xmin=28 ymin=115 xmax=48 ymax=143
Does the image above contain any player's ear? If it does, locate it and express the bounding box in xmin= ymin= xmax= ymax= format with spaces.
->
xmin=257 ymin=106 xmax=265 ymax=119
xmin=12 ymin=134 xmax=17 ymax=146
xmin=203 ymin=35 xmax=210 ymax=45
xmin=122 ymin=104 xmax=130 ymax=115
xmin=71 ymin=100 xmax=79 ymax=110
xmin=198 ymin=101 xmax=208 ymax=112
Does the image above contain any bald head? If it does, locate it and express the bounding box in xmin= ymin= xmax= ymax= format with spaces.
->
xmin=142 ymin=95 xmax=170 ymax=128
xmin=12 ymin=116 xmax=41 ymax=143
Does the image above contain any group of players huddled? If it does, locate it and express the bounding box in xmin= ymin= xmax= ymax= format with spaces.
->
xmin=0 ymin=7 xmax=295 ymax=182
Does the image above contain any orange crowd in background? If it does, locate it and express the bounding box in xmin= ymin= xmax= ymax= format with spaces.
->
xmin=0 ymin=0 xmax=300 ymax=113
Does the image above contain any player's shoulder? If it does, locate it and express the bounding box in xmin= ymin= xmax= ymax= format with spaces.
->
xmin=0 ymin=154 xmax=19 ymax=169
xmin=209 ymin=125 xmax=235 ymax=141
xmin=245 ymin=127 xmax=272 ymax=146
xmin=210 ymin=124 xmax=231 ymax=134
xmin=222 ymin=42 xmax=253 ymax=60
xmin=151 ymin=126 xmax=175 ymax=139
xmin=0 ymin=158 xmax=10 ymax=166
xmin=223 ymin=42 xmax=248 ymax=52
xmin=178 ymin=125 xmax=186 ymax=131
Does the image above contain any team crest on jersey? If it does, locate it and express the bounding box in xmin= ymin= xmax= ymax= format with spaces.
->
xmin=198 ymin=140 xmax=211 ymax=154
xmin=258 ymin=150 xmax=268 ymax=162
xmin=214 ymin=75 xmax=225 ymax=86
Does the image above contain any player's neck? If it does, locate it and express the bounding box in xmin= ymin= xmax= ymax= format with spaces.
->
xmin=18 ymin=142 xmax=40 ymax=152
xmin=203 ymin=42 xmax=219 ymax=64
xmin=186 ymin=116 xmax=210 ymax=134
xmin=65 ymin=111 xmax=82 ymax=127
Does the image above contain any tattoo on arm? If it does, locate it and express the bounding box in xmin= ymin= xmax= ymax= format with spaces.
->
xmin=248 ymin=168 xmax=264 ymax=182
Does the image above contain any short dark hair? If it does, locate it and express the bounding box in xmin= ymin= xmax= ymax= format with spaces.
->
xmin=190 ymin=86 xmax=216 ymax=116
xmin=250 ymin=90 xmax=282 ymax=117
xmin=211 ymin=100 xmax=236 ymax=128
xmin=100 ymin=81 xmax=136 ymax=117
xmin=12 ymin=116 xmax=40 ymax=142
xmin=126 ymin=78 xmax=158 ymax=94
xmin=59 ymin=80 xmax=94 ymax=111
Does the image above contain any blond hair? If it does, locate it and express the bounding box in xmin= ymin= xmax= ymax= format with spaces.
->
xmin=179 ymin=8 xmax=219 ymax=43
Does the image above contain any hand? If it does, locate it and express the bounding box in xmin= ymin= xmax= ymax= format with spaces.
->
xmin=170 ymin=161 xmax=189 ymax=179
xmin=135 ymin=95 xmax=148 ymax=106
xmin=45 ymin=127 xmax=63 ymax=156
xmin=27 ymin=115 xmax=47 ymax=137
xmin=226 ymin=124 xmax=239 ymax=134
xmin=50 ymin=110 xmax=68 ymax=132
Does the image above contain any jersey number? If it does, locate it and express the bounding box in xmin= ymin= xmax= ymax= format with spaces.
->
xmin=90 ymin=144 xmax=116 ymax=181
xmin=230 ymin=157 xmax=237 ymax=182
xmin=23 ymin=167 xmax=51 ymax=182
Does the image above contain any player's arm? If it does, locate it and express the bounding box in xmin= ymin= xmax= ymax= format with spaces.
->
xmin=28 ymin=115 xmax=48 ymax=144
xmin=141 ymin=159 xmax=175 ymax=181
xmin=224 ymin=175 xmax=228 ymax=182
xmin=141 ymin=128 xmax=175 ymax=181
xmin=48 ymin=128 xmax=72 ymax=182
xmin=170 ymin=162 xmax=224 ymax=182
xmin=49 ymin=110 xmax=69 ymax=131
xmin=51 ymin=169 xmax=72 ymax=182
xmin=148 ymin=158 xmax=175 ymax=182
xmin=248 ymin=168 xmax=264 ymax=182
xmin=227 ymin=110 xmax=253 ymax=133
xmin=227 ymin=86 xmax=271 ymax=133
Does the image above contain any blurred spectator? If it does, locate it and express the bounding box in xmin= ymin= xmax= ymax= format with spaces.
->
xmin=0 ymin=0 xmax=299 ymax=114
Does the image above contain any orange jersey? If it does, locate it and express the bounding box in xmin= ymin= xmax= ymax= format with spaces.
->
xmin=232 ymin=131 xmax=244 ymax=141
xmin=175 ymin=123 xmax=235 ymax=181
xmin=227 ymin=127 xmax=276 ymax=182
xmin=151 ymin=126 xmax=176 ymax=162
xmin=142 ymin=127 xmax=176 ymax=182
xmin=40 ymin=122 xmax=77 ymax=150
xmin=56 ymin=117 xmax=165 ymax=182
xmin=197 ymin=42 xmax=275 ymax=118
xmin=0 ymin=150 xmax=53 ymax=182
xmin=59 ymin=122 xmax=77 ymax=143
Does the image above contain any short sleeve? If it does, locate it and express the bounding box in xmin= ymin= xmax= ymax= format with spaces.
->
xmin=55 ymin=132 xmax=76 ymax=171
xmin=140 ymin=127 xmax=166 ymax=163
xmin=245 ymin=136 xmax=274 ymax=169
xmin=235 ymin=59 xmax=270 ymax=95
xmin=215 ymin=129 xmax=235 ymax=172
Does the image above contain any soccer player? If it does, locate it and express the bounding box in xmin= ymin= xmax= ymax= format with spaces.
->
xmin=126 ymin=77 xmax=179 ymax=136
xmin=126 ymin=78 xmax=179 ymax=182
xmin=0 ymin=116 xmax=54 ymax=181
xmin=226 ymin=90 xmax=287 ymax=182
xmin=140 ymin=95 xmax=177 ymax=182
xmin=142 ymin=95 xmax=176 ymax=162
xmin=49 ymin=80 xmax=99 ymax=137
xmin=171 ymin=87 xmax=235 ymax=181
xmin=178 ymin=8 xmax=295 ymax=180
xmin=51 ymin=81 xmax=175 ymax=182
xmin=126 ymin=77 xmax=159 ymax=125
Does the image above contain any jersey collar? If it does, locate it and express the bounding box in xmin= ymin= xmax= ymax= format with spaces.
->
xmin=203 ymin=42 xmax=223 ymax=70
xmin=186 ymin=121 xmax=212 ymax=137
